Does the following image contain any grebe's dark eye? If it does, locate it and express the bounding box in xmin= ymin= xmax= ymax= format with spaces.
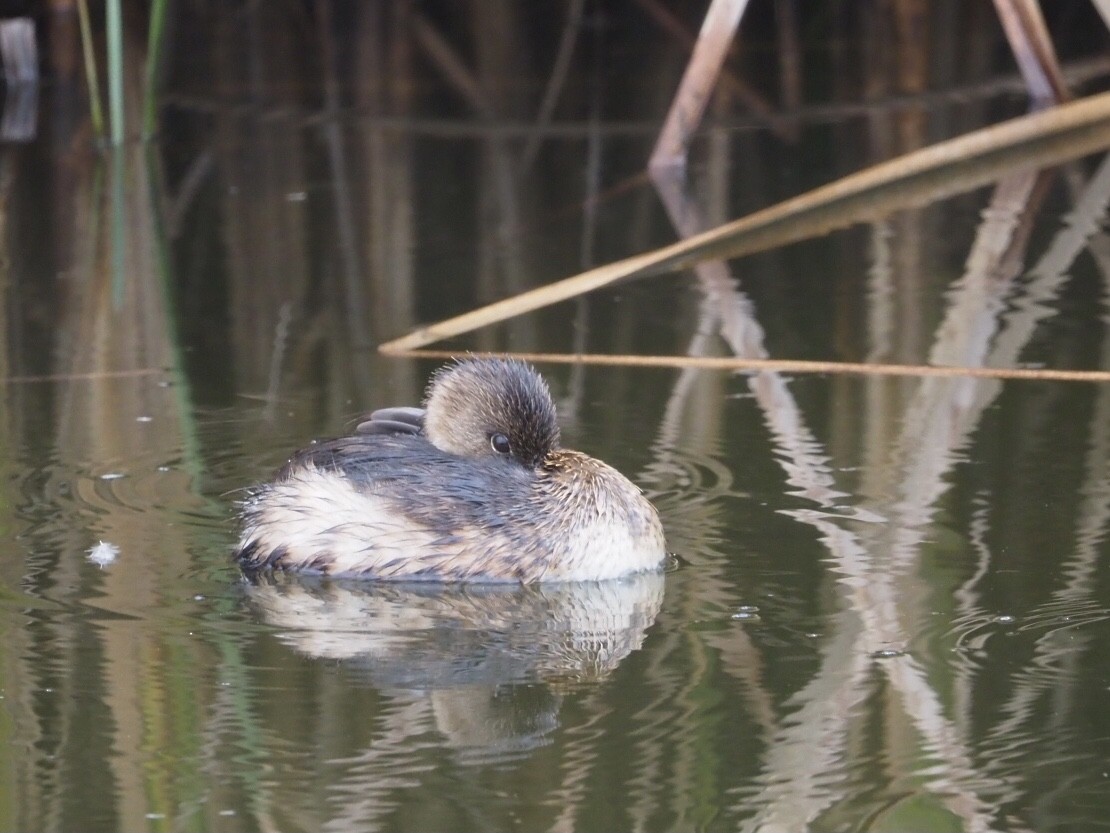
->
xmin=490 ymin=433 xmax=512 ymax=455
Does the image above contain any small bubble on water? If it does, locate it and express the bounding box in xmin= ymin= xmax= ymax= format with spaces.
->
xmin=99 ymin=472 xmax=126 ymax=481
xmin=736 ymin=605 xmax=760 ymax=613
xmin=219 ymin=810 xmax=237 ymax=817
xmin=995 ymin=615 xmax=1016 ymax=624
xmin=869 ymin=648 xmax=905 ymax=659
xmin=145 ymin=814 xmax=166 ymax=820
xmin=731 ymin=612 xmax=760 ymax=622
xmin=136 ymin=415 xmax=153 ymax=423
xmin=805 ymin=632 xmax=820 ymax=639
xmin=157 ymin=466 xmax=171 ymax=472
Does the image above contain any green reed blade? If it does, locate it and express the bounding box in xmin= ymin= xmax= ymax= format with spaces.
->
xmin=75 ymin=0 xmax=104 ymax=140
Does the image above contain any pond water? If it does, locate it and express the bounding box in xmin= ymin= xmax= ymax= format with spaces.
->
xmin=2 ymin=2 xmax=1110 ymax=831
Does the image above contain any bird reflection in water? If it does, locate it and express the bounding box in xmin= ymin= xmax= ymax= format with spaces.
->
xmin=243 ymin=571 xmax=664 ymax=762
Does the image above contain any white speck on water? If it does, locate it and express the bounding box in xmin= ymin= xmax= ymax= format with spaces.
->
xmin=219 ymin=810 xmax=236 ymax=816
xmin=136 ymin=415 xmax=153 ymax=423
xmin=157 ymin=466 xmax=171 ymax=472
xmin=286 ymin=190 xmax=307 ymax=202
xmin=995 ymin=615 xmax=1016 ymax=624
xmin=87 ymin=541 xmax=120 ymax=567
xmin=145 ymin=813 xmax=166 ymax=820
xmin=99 ymin=472 xmax=126 ymax=481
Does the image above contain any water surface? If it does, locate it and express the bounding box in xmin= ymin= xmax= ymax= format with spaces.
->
xmin=0 ymin=3 xmax=1109 ymax=831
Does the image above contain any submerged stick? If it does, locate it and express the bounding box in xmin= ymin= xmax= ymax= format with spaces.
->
xmin=380 ymin=91 xmax=1110 ymax=355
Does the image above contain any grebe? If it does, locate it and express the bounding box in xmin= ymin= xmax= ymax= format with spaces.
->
xmin=235 ymin=358 xmax=666 ymax=582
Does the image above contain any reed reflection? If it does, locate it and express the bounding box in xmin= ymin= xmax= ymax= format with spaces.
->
xmin=645 ymin=124 xmax=1110 ymax=828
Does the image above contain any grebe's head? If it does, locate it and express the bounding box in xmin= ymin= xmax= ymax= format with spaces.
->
xmin=423 ymin=358 xmax=560 ymax=468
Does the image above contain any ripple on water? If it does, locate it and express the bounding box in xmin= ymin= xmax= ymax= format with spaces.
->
xmin=948 ymin=597 xmax=1110 ymax=661
xmin=3 ymin=427 xmax=239 ymax=617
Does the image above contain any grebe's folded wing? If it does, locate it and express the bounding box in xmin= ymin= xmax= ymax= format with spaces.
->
xmin=277 ymin=433 xmax=430 ymax=480
xmin=356 ymin=406 xmax=426 ymax=436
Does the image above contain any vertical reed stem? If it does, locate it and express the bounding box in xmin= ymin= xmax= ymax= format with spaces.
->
xmin=111 ymin=148 xmax=126 ymax=305
xmin=106 ymin=0 xmax=124 ymax=145
xmin=143 ymin=0 xmax=170 ymax=139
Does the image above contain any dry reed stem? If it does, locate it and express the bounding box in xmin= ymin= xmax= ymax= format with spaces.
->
xmin=650 ymin=0 xmax=752 ymax=168
xmin=1092 ymin=0 xmax=1110 ymax=30
xmin=412 ymin=11 xmax=490 ymax=116
xmin=991 ymin=0 xmax=1070 ymax=103
xmin=380 ymin=90 xmax=1110 ymax=356
xmin=387 ymin=349 xmax=1110 ymax=383
xmin=520 ymin=0 xmax=586 ymax=171
xmin=633 ymin=0 xmax=786 ymax=136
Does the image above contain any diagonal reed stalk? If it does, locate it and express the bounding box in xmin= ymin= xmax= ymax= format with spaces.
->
xmin=75 ymin=0 xmax=105 ymax=140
